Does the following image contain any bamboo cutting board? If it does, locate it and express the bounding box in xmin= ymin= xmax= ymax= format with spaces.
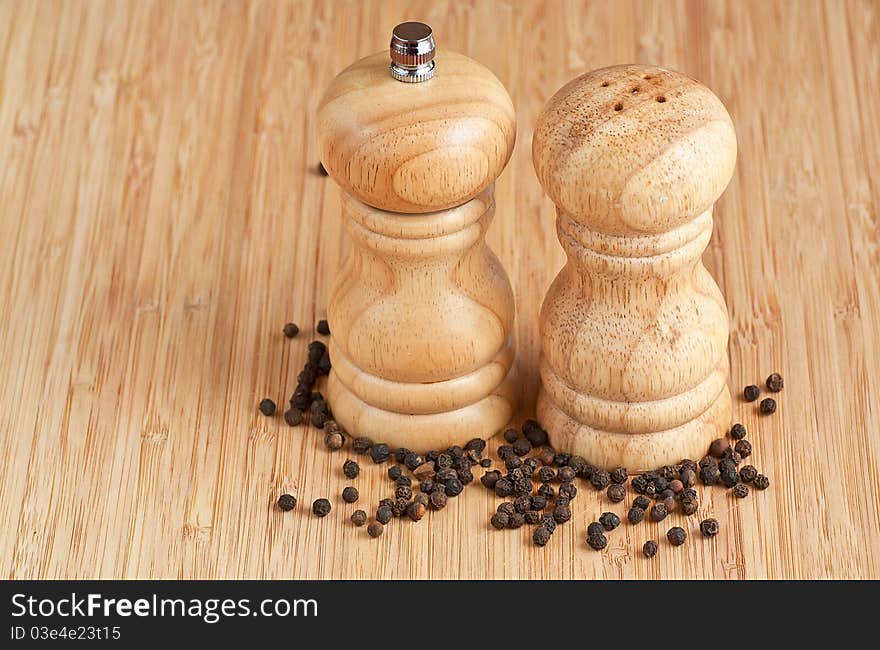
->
xmin=1 ymin=0 xmax=878 ymax=580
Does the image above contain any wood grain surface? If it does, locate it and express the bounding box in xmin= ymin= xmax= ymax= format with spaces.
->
xmin=1 ymin=0 xmax=878 ymax=580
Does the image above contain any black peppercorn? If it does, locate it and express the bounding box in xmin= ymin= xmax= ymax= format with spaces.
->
xmin=699 ymin=518 xmax=719 ymax=537
xmin=730 ymin=423 xmax=747 ymax=440
xmin=553 ymin=452 xmax=571 ymax=467
xmin=709 ymin=438 xmax=730 ymax=458
xmin=558 ymin=482 xmax=577 ymax=500
xmin=680 ymin=468 xmax=696 ymax=488
xmin=370 ymin=443 xmax=391 ymax=464
xmin=445 ymin=478 xmax=464 ymax=497
xmin=627 ymin=507 xmax=645 ymax=525
xmin=465 ymin=437 xmax=486 ymax=455
xmin=524 ymin=510 xmax=541 ymax=525
xmin=395 ymin=485 xmax=413 ymax=501
xmin=739 ymin=465 xmax=758 ymax=483
xmin=277 ymin=494 xmax=297 ymax=511
xmin=667 ymin=526 xmax=687 ymax=546
xmin=406 ymin=501 xmax=426 ymax=522
xmin=353 ymin=437 xmax=373 ymax=455
xmin=391 ymin=499 xmax=408 ymax=517
xmin=610 ymin=467 xmax=628 ymax=484
xmin=591 ymin=468 xmax=611 ymax=490
xmin=505 ymin=456 xmax=523 ymax=471
xmin=633 ymin=495 xmax=650 ymax=510
xmin=342 ymin=486 xmax=359 ymax=503
xmin=282 ymin=406 xmax=303 ymax=426
xmin=766 ymin=373 xmax=784 ymax=392
xmin=367 ymin=521 xmax=383 ymax=538
xmin=538 ymin=447 xmax=556 ymax=466
xmin=642 ymin=540 xmax=658 ymax=558
xmin=343 ymin=459 xmax=360 ymax=479
xmin=558 ymin=466 xmax=576 ymax=482
xmin=403 ymin=452 xmax=424 ymax=471
xmin=754 ymin=474 xmax=770 ymax=490
xmin=720 ymin=469 xmax=739 ymax=488
xmin=494 ymin=478 xmax=513 ymax=498
xmin=514 ymin=494 xmax=531 ymax=514
xmin=312 ymin=498 xmax=331 ymax=517
xmin=533 ymin=526 xmax=552 ymax=547
xmin=760 ymin=397 xmax=777 ymax=414
xmin=350 ymin=509 xmax=367 ymax=526
xmin=607 ymin=484 xmax=626 ymax=503
xmin=523 ymin=419 xmax=549 ymax=447
xmin=429 ymin=489 xmax=447 ymax=510
xmin=480 ymin=458 xmax=492 ymax=468
xmin=681 ymin=494 xmax=699 ymax=516
xmin=530 ymin=495 xmax=547 ymax=511
xmin=538 ymin=466 xmax=555 ymax=483
xmin=669 ymin=479 xmax=684 ymax=494
xmin=282 ymin=322 xmax=299 ymax=338
xmin=324 ymin=430 xmax=344 ymax=451
xmin=680 ymin=458 xmax=698 ymax=473
xmin=631 ymin=475 xmax=648 ymax=494
xmin=500 ymin=428 xmax=517 ymax=443
xmin=490 ymin=511 xmax=509 ymax=530
xmin=537 ymin=484 xmax=555 ymax=500
xmin=587 ymin=532 xmax=607 ymax=551
xmin=743 ymin=385 xmax=760 ymax=402
xmin=598 ymin=512 xmax=620 ymax=531
xmin=259 ymin=398 xmax=276 ymax=416
xmin=481 ymin=470 xmax=501 ymax=489
xmin=734 ymin=439 xmax=752 ymax=458
xmin=540 ymin=514 xmax=558 ymax=533
xmin=513 ymin=477 xmax=532 ymax=496
xmin=375 ymin=505 xmax=393 ymax=524
xmin=733 ymin=483 xmax=750 ymax=498
xmin=700 ymin=464 xmax=720 ymax=486
xmin=508 ymin=512 xmax=526 ymax=529
xmin=649 ymin=503 xmax=668 ymax=522
xmin=552 ymin=503 xmax=572 ymax=524
xmin=316 ymin=319 xmax=330 ymax=335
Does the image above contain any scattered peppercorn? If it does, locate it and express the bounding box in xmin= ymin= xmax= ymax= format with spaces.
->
xmin=599 ymin=512 xmax=620 ymax=531
xmin=537 ymin=484 xmax=555 ymax=501
xmin=491 ymin=512 xmax=509 ymax=530
xmin=552 ymin=503 xmax=572 ymax=524
xmin=681 ymin=494 xmax=699 ymax=516
xmin=283 ymin=322 xmax=300 ymax=338
xmin=734 ymin=439 xmax=752 ymax=458
xmin=316 ymin=319 xmax=330 ymax=335
xmin=766 ymin=373 xmax=784 ymax=392
xmin=649 ymin=503 xmax=668 ymax=522
xmin=538 ymin=447 xmax=556 ymax=466
xmin=754 ymin=474 xmax=770 ymax=490
xmin=524 ymin=510 xmax=541 ymax=525
xmin=277 ymin=494 xmax=296 ymax=511
xmin=350 ymin=510 xmax=367 ymax=526
xmin=733 ymin=483 xmax=750 ymax=498
xmin=370 ymin=443 xmax=391 ymax=464
xmin=376 ymin=505 xmax=392 ymax=524
xmin=553 ymin=452 xmax=571 ymax=467
xmin=367 ymin=521 xmax=383 ymax=538
xmin=559 ymin=482 xmax=578 ymax=500
xmin=406 ymin=501 xmax=426 ymax=522
xmin=324 ymin=430 xmax=344 ymax=450
xmin=445 ymin=478 xmax=464 ymax=497
xmin=523 ymin=420 xmax=549 ymax=447
xmin=591 ymin=468 xmax=611 ymax=490
xmin=610 ymin=467 xmax=628 ymax=484
xmin=668 ymin=479 xmax=684 ymax=495
xmin=558 ymin=466 xmax=577 ymax=482
xmin=533 ymin=526 xmax=552 ymax=546
xmin=395 ymin=485 xmax=413 ymax=501
xmin=667 ymin=526 xmax=687 ymax=546
xmin=642 ymin=540 xmax=658 ymax=558
xmin=312 ymin=498 xmax=331 ymax=517
xmin=508 ymin=512 xmax=526 ymax=529
xmin=700 ymin=464 xmax=720 ymax=486
xmin=699 ymin=518 xmax=719 ymax=537
xmin=530 ymin=495 xmax=547 ymax=511
xmin=633 ymin=495 xmax=650 ymax=510
xmin=680 ymin=468 xmax=696 ymax=488
xmin=760 ymin=397 xmax=777 ymax=415
xmin=351 ymin=437 xmax=372 ymax=455
xmin=709 ymin=438 xmax=730 ymax=458
xmin=259 ymin=398 xmax=276 ymax=416
xmin=342 ymin=486 xmax=359 ymax=503
xmin=627 ymin=507 xmax=645 ymax=525
xmin=429 ymin=489 xmax=447 ymax=510
xmin=283 ymin=408 xmax=303 ymax=427
xmin=587 ymin=532 xmax=607 ymax=551
xmin=607 ymin=484 xmax=626 ymax=503
xmin=739 ymin=464 xmax=758 ymax=483
xmin=743 ymin=385 xmax=760 ymax=402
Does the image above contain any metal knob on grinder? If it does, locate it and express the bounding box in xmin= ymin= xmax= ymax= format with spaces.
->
xmin=390 ymin=22 xmax=435 ymax=82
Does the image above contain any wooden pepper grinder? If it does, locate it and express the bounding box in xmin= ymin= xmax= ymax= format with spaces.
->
xmin=316 ymin=23 xmax=517 ymax=451
xmin=532 ymin=65 xmax=737 ymax=470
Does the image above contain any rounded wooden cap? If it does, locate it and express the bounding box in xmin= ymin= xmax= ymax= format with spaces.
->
xmin=317 ymin=50 xmax=516 ymax=213
xmin=532 ymin=64 xmax=737 ymax=235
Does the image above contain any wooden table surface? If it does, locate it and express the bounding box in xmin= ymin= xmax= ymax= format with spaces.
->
xmin=2 ymin=0 xmax=878 ymax=580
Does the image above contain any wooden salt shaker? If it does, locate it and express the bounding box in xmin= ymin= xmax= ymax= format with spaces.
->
xmin=316 ymin=23 xmax=517 ymax=451
xmin=532 ymin=65 xmax=737 ymax=470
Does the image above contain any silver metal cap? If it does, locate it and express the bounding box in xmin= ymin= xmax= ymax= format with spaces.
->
xmin=390 ymin=22 xmax=435 ymax=83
